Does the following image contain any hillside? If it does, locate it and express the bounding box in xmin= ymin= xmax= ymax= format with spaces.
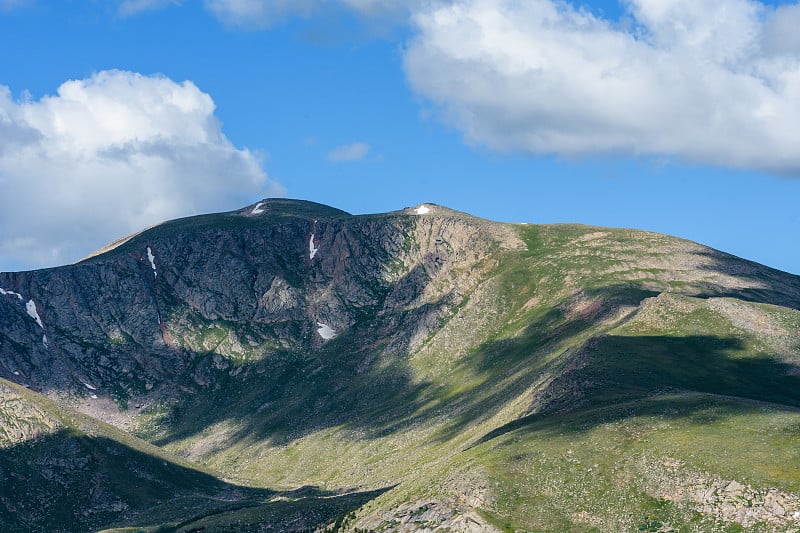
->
xmin=1 ymin=199 xmax=799 ymax=532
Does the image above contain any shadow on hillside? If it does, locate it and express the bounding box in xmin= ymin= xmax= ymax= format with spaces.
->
xmin=146 ymin=248 xmax=472 ymax=446
xmin=69 ymin=268 xmax=799 ymax=466
xmin=148 ymin=283 xmax=661 ymax=450
xmin=412 ymin=285 xmax=661 ymax=444
xmin=8 ymin=219 xmax=800 ymax=462
xmin=16 ymin=245 xmax=797 ymax=472
xmin=164 ymin=486 xmax=390 ymax=533
xmin=574 ymin=334 xmax=800 ymax=407
xmin=476 ymin=391 xmax=800 ymax=451
xmin=0 ymin=429 xmax=388 ymax=533
xmin=474 ymin=333 xmax=800 ymax=446
xmin=691 ymin=249 xmax=800 ymax=310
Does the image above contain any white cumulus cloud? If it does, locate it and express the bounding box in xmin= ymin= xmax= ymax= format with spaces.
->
xmin=0 ymin=70 xmax=282 ymax=270
xmin=404 ymin=0 xmax=800 ymax=175
xmin=762 ymin=2 xmax=800 ymax=56
xmin=327 ymin=141 xmax=370 ymax=161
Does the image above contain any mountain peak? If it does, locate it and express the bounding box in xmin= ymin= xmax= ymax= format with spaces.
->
xmin=2 ymin=199 xmax=800 ymax=532
xmin=241 ymin=198 xmax=352 ymax=219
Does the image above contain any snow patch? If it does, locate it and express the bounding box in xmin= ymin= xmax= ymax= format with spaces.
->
xmin=0 ymin=287 xmax=23 ymax=300
xmin=90 ymin=394 xmax=98 ymax=399
xmin=42 ymin=335 xmax=48 ymax=349
xmin=414 ymin=204 xmax=431 ymax=215
xmin=146 ymin=247 xmax=157 ymax=278
xmin=309 ymin=234 xmax=319 ymax=260
xmin=251 ymin=202 xmax=265 ymax=215
xmin=25 ymin=300 xmax=44 ymax=328
xmin=316 ymin=322 xmax=336 ymax=340
xmin=82 ymin=381 xmax=97 ymax=391
xmin=13 ymin=371 xmax=19 ymax=376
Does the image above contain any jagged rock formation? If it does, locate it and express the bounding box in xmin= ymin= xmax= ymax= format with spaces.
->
xmin=0 ymin=201 xmax=519 ymax=404
xmin=1 ymin=199 xmax=799 ymax=532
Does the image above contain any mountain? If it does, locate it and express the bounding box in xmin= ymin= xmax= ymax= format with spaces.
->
xmin=1 ymin=198 xmax=799 ymax=532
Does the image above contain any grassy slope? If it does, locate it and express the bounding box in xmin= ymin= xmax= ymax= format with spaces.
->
xmin=4 ymin=204 xmax=799 ymax=531
xmin=0 ymin=380 xmax=386 ymax=533
xmin=132 ymin=222 xmax=800 ymax=531
xmin=470 ymin=394 xmax=800 ymax=532
xmin=444 ymin=227 xmax=800 ymax=532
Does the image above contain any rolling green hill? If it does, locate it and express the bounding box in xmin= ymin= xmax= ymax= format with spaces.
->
xmin=1 ymin=199 xmax=798 ymax=531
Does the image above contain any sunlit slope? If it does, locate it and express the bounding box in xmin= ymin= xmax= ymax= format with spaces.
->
xmin=0 ymin=379 xmax=388 ymax=533
xmin=1 ymin=200 xmax=798 ymax=531
xmin=139 ymin=221 xmax=800 ymax=531
xmin=1 ymin=379 xmax=254 ymax=532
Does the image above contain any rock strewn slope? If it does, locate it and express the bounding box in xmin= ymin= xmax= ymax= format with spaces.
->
xmin=0 ymin=199 xmax=799 ymax=532
xmin=0 ymin=200 xmax=520 ymax=413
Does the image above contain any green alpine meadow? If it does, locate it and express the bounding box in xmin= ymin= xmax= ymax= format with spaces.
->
xmin=1 ymin=199 xmax=799 ymax=532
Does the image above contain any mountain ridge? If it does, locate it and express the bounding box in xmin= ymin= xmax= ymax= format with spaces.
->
xmin=1 ymin=199 xmax=799 ymax=532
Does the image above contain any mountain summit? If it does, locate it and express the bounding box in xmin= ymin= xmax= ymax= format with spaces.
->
xmin=1 ymin=199 xmax=799 ymax=532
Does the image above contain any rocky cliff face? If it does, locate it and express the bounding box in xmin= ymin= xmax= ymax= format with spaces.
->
xmin=0 ymin=199 xmax=520 ymax=418
xmin=2 ymin=199 xmax=799 ymax=533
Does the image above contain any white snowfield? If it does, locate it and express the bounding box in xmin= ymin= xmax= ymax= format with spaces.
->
xmin=147 ymin=247 xmax=157 ymax=278
xmin=414 ymin=204 xmax=431 ymax=215
xmin=251 ymin=202 xmax=265 ymax=215
xmin=82 ymin=381 xmax=97 ymax=391
xmin=25 ymin=300 xmax=44 ymax=328
xmin=309 ymin=234 xmax=319 ymax=260
xmin=42 ymin=335 xmax=48 ymax=349
xmin=0 ymin=287 xmax=23 ymax=300
xmin=316 ymin=322 xmax=336 ymax=340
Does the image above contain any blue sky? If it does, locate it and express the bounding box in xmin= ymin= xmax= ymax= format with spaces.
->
xmin=0 ymin=0 xmax=799 ymax=275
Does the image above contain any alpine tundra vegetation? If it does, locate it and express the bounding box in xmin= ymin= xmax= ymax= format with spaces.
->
xmin=1 ymin=199 xmax=799 ymax=532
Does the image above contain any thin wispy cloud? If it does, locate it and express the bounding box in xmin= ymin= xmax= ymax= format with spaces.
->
xmin=204 ymin=0 xmax=416 ymax=29
xmin=327 ymin=141 xmax=370 ymax=162
xmin=205 ymin=0 xmax=322 ymax=29
xmin=0 ymin=0 xmax=32 ymax=11
xmin=117 ymin=0 xmax=181 ymax=17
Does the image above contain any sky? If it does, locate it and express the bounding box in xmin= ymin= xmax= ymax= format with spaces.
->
xmin=0 ymin=0 xmax=799 ymax=275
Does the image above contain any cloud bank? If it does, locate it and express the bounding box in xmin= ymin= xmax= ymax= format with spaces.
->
xmin=0 ymin=70 xmax=281 ymax=270
xmin=404 ymin=0 xmax=800 ymax=174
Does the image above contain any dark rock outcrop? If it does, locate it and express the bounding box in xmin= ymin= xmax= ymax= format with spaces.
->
xmin=0 ymin=199 xmax=520 ymax=410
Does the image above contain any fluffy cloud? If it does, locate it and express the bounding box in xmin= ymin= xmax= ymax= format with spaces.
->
xmin=762 ymin=2 xmax=800 ymax=56
xmin=327 ymin=142 xmax=370 ymax=161
xmin=0 ymin=70 xmax=281 ymax=270
xmin=404 ymin=0 xmax=800 ymax=174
